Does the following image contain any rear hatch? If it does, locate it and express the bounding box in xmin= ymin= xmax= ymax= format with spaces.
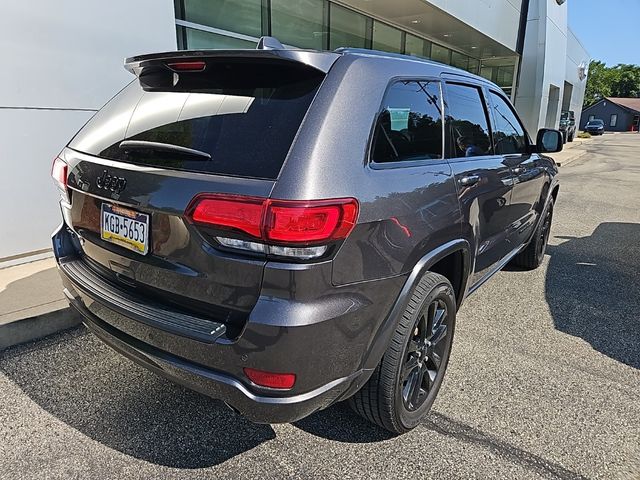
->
xmin=62 ymin=50 xmax=335 ymax=328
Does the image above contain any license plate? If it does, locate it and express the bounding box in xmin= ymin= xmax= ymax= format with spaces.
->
xmin=100 ymin=203 xmax=150 ymax=255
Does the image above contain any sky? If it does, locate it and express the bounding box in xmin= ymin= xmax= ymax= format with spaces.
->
xmin=568 ymin=0 xmax=640 ymax=66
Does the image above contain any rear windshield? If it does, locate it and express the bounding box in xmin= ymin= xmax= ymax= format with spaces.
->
xmin=68 ymin=60 xmax=324 ymax=179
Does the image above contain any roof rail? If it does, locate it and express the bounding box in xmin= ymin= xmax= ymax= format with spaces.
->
xmin=334 ymin=47 xmax=427 ymax=62
xmin=256 ymin=36 xmax=286 ymax=50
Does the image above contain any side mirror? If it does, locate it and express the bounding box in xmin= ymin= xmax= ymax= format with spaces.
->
xmin=536 ymin=128 xmax=563 ymax=153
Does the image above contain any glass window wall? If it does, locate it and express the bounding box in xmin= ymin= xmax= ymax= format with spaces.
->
xmin=183 ymin=0 xmax=262 ymax=38
xmin=177 ymin=26 xmax=256 ymax=49
xmin=174 ymin=0 xmax=485 ymax=84
xmin=271 ymin=0 xmax=326 ymax=50
xmin=329 ymin=3 xmax=368 ymax=50
xmin=430 ymin=44 xmax=451 ymax=65
xmin=404 ymin=34 xmax=431 ymax=58
xmin=372 ymin=20 xmax=402 ymax=53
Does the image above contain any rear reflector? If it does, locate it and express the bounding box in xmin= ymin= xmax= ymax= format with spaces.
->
xmin=167 ymin=60 xmax=206 ymax=72
xmin=187 ymin=195 xmax=358 ymax=246
xmin=51 ymin=156 xmax=68 ymax=201
xmin=243 ymin=367 xmax=296 ymax=389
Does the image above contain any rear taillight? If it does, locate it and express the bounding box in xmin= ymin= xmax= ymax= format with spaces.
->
xmin=265 ymin=200 xmax=358 ymax=243
xmin=51 ymin=156 xmax=69 ymax=202
xmin=190 ymin=195 xmax=264 ymax=238
xmin=186 ymin=195 xmax=359 ymax=260
xmin=243 ymin=368 xmax=296 ymax=389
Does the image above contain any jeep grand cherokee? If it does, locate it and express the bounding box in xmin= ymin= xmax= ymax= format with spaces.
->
xmin=52 ymin=38 xmax=562 ymax=433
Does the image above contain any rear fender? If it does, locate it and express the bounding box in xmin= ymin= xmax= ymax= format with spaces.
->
xmin=339 ymin=239 xmax=471 ymax=399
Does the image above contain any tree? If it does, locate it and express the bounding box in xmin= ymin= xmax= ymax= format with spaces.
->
xmin=584 ymin=61 xmax=611 ymax=106
xmin=583 ymin=61 xmax=640 ymax=107
xmin=610 ymin=64 xmax=640 ymax=98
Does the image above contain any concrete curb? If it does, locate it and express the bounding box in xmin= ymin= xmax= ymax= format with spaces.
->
xmin=557 ymin=150 xmax=588 ymax=168
xmin=0 ymin=307 xmax=82 ymax=350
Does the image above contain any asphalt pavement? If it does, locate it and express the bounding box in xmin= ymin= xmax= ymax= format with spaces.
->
xmin=1 ymin=133 xmax=639 ymax=479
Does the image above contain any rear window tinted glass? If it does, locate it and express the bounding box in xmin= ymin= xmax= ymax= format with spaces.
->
xmin=446 ymin=83 xmax=491 ymax=158
xmin=68 ymin=61 xmax=324 ymax=179
xmin=371 ymin=80 xmax=443 ymax=163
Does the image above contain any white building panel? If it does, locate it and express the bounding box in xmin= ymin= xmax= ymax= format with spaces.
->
xmin=0 ymin=0 xmax=176 ymax=261
xmin=427 ymin=0 xmax=521 ymax=50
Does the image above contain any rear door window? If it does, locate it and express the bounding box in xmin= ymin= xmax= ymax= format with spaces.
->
xmin=370 ymin=80 xmax=443 ymax=163
xmin=68 ymin=61 xmax=324 ymax=180
xmin=445 ymin=83 xmax=492 ymax=158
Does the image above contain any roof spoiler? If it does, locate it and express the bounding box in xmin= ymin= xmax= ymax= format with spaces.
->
xmin=125 ymin=37 xmax=339 ymax=77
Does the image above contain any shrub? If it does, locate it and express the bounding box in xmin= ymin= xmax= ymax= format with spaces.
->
xmin=578 ymin=132 xmax=592 ymax=139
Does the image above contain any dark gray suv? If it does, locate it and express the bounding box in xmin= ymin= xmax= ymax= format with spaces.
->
xmin=51 ymin=38 xmax=562 ymax=434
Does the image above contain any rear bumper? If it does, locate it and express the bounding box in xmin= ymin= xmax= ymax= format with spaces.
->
xmin=66 ymin=294 xmax=361 ymax=423
xmin=53 ymin=224 xmax=400 ymax=423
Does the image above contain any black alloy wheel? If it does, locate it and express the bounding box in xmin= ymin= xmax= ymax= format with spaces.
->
xmin=511 ymin=197 xmax=555 ymax=270
xmin=401 ymin=299 xmax=449 ymax=411
xmin=536 ymin=201 xmax=554 ymax=262
xmin=349 ymin=271 xmax=456 ymax=434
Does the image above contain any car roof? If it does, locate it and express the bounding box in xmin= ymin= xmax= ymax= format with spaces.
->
xmin=335 ymin=47 xmax=497 ymax=87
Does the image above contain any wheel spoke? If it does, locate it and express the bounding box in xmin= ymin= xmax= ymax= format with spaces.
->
xmin=428 ymin=303 xmax=448 ymax=346
xmin=402 ymin=354 xmax=419 ymax=381
xmin=403 ymin=369 xmax=419 ymax=406
xmin=426 ymin=365 xmax=437 ymax=384
xmin=432 ymin=305 xmax=446 ymax=329
xmin=410 ymin=366 xmax=426 ymax=407
xmin=418 ymin=312 xmax=428 ymax=343
xmin=429 ymin=324 xmax=448 ymax=346
xmin=428 ymin=350 xmax=442 ymax=370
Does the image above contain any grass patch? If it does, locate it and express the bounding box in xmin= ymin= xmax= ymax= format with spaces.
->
xmin=577 ymin=132 xmax=592 ymax=139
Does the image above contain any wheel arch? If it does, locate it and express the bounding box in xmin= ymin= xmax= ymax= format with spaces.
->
xmin=357 ymin=239 xmax=471 ymax=375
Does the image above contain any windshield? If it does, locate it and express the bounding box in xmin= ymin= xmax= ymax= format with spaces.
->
xmin=587 ymin=120 xmax=604 ymax=126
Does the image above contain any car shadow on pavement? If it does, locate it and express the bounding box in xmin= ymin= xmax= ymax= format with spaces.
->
xmin=293 ymin=401 xmax=395 ymax=443
xmin=0 ymin=329 xmax=275 ymax=468
xmin=545 ymin=222 xmax=640 ymax=369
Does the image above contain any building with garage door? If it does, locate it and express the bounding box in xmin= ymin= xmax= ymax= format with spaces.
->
xmin=0 ymin=0 xmax=589 ymax=264
xmin=580 ymin=98 xmax=640 ymax=132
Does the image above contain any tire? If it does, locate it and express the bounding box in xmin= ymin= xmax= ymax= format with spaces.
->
xmin=348 ymin=272 xmax=456 ymax=434
xmin=511 ymin=198 xmax=554 ymax=270
xmin=568 ymin=132 xmax=574 ymax=142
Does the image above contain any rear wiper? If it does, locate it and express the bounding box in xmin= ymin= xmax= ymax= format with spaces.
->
xmin=119 ymin=140 xmax=211 ymax=160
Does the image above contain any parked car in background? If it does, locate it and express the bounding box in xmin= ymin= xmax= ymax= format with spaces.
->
xmin=51 ymin=38 xmax=563 ymax=434
xmin=585 ymin=119 xmax=605 ymax=135
xmin=559 ymin=110 xmax=576 ymax=143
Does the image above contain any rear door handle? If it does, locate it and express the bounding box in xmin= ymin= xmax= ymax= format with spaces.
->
xmin=512 ymin=166 xmax=527 ymax=175
xmin=459 ymin=175 xmax=480 ymax=187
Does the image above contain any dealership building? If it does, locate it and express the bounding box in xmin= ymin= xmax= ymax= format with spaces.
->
xmin=1 ymin=0 xmax=589 ymax=265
